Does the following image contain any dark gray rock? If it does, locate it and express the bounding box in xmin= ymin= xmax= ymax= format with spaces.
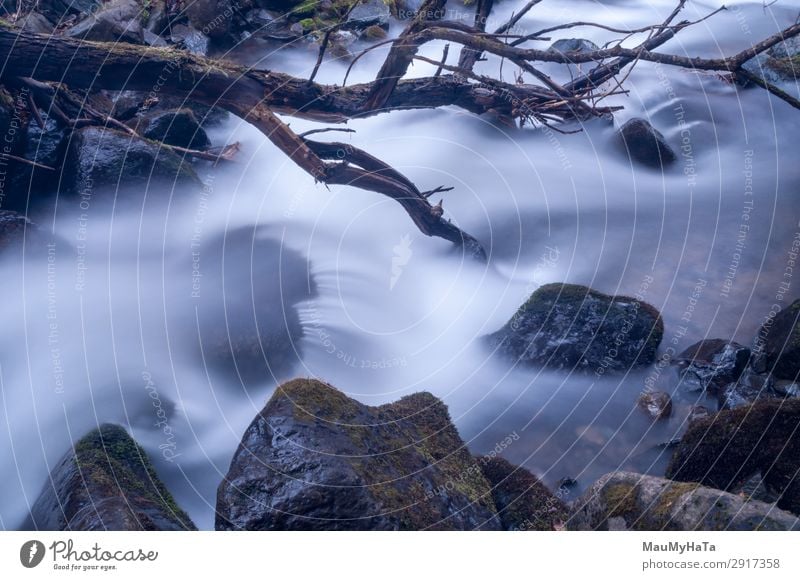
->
xmin=667 ymin=399 xmax=800 ymax=516
xmin=24 ymin=424 xmax=195 ymax=530
xmin=569 ymin=471 xmax=800 ymax=530
xmin=19 ymin=12 xmax=55 ymax=33
xmin=8 ymin=113 xmax=67 ymax=204
xmin=674 ymin=339 xmax=751 ymax=392
xmin=170 ymin=24 xmax=210 ymax=55
xmin=65 ymin=0 xmax=145 ymax=44
xmin=719 ymin=369 xmax=779 ymax=410
xmin=616 ymin=118 xmax=676 ymax=169
xmin=37 ymin=0 xmax=102 ymax=23
xmin=186 ymin=0 xmax=236 ymax=39
xmin=216 ymin=379 xmax=502 ymax=530
xmin=63 ymin=126 xmax=198 ymax=196
xmin=0 ymin=211 xmax=36 ymax=251
xmin=345 ymin=0 xmax=390 ymax=30
xmin=189 ymin=226 xmax=315 ymax=386
xmin=131 ymin=108 xmax=211 ymax=150
xmin=479 ymin=456 xmax=568 ymax=530
xmin=485 ymin=283 xmax=663 ymax=373
xmin=752 ymin=299 xmax=800 ymax=380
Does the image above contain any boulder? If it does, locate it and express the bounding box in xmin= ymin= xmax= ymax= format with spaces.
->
xmin=63 ymin=126 xmax=198 ymax=196
xmin=24 ymin=424 xmax=195 ymax=530
xmin=666 ymin=399 xmax=800 ymax=515
xmin=170 ymin=24 xmax=210 ymax=55
xmin=37 ymin=0 xmax=102 ymax=23
xmin=485 ymin=283 xmax=663 ymax=373
xmin=186 ymin=0 xmax=236 ymax=39
xmin=743 ymin=36 xmax=800 ymax=83
xmin=345 ymin=0 xmax=390 ymax=31
xmin=616 ymin=118 xmax=676 ymax=169
xmin=130 ymin=108 xmax=211 ymax=150
xmin=674 ymin=339 xmax=751 ymax=392
xmin=637 ymin=390 xmax=672 ymax=420
xmin=569 ymin=471 xmax=800 ymax=530
xmin=8 ymin=113 xmax=67 ymax=205
xmin=0 ymin=211 xmax=36 ymax=251
xmin=65 ymin=0 xmax=145 ymax=44
xmin=479 ymin=456 xmax=568 ymax=530
xmin=718 ymin=368 xmax=780 ymax=410
xmin=216 ymin=379 xmax=502 ymax=530
xmin=752 ymin=299 xmax=800 ymax=380
xmin=19 ymin=12 xmax=55 ymax=33
xmin=190 ymin=226 xmax=315 ymax=385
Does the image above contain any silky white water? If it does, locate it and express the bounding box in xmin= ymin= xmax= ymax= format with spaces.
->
xmin=1 ymin=0 xmax=799 ymax=529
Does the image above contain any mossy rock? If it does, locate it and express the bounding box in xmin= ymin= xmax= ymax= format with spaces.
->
xmin=753 ymin=299 xmax=800 ymax=380
xmin=216 ymin=378 xmax=503 ymax=530
xmin=24 ymin=424 xmax=195 ymax=530
xmin=666 ymin=399 xmax=800 ymax=515
xmin=486 ymin=283 xmax=663 ymax=373
xmin=569 ymin=472 xmax=800 ymax=530
xmin=479 ymin=456 xmax=568 ymax=530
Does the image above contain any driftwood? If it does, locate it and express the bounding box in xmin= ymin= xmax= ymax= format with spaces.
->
xmin=0 ymin=0 xmax=798 ymax=256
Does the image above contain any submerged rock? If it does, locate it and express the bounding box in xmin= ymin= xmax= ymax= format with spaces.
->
xmin=637 ymin=390 xmax=672 ymax=420
xmin=24 ymin=424 xmax=195 ymax=530
xmin=130 ymin=108 xmax=211 ymax=150
xmin=674 ymin=339 xmax=751 ymax=392
xmin=569 ymin=471 xmax=800 ymax=530
xmin=216 ymin=379 xmax=502 ymax=530
xmin=63 ymin=126 xmax=198 ymax=196
xmin=667 ymin=399 xmax=800 ymax=515
xmin=479 ymin=456 xmax=568 ymax=530
xmin=616 ymin=118 xmax=676 ymax=169
xmin=752 ymin=299 xmax=800 ymax=380
xmin=486 ymin=283 xmax=663 ymax=373
xmin=191 ymin=227 xmax=315 ymax=385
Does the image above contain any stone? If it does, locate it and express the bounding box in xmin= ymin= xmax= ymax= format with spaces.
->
xmin=616 ymin=118 xmax=676 ymax=169
xmin=637 ymin=390 xmax=672 ymax=420
xmin=549 ymin=38 xmax=600 ymax=56
xmin=666 ymin=399 xmax=800 ymax=515
xmin=7 ymin=113 xmax=67 ymax=206
xmin=63 ymin=126 xmax=199 ymax=196
xmin=24 ymin=424 xmax=195 ymax=530
xmin=19 ymin=11 xmax=55 ymax=33
xmin=674 ymin=339 xmax=751 ymax=392
xmin=186 ymin=0 xmax=236 ymax=39
xmin=216 ymin=379 xmax=502 ymax=530
xmin=569 ymin=471 xmax=800 ymax=530
xmin=345 ymin=0 xmax=390 ymax=31
xmin=752 ymin=299 xmax=800 ymax=380
xmin=130 ymin=108 xmax=211 ymax=150
xmin=485 ymin=283 xmax=663 ymax=373
xmin=65 ymin=0 xmax=145 ymax=44
xmin=718 ymin=369 xmax=779 ymax=410
xmin=479 ymin=456 xmax=568 ymax=530
xmin=170 ymin=24 xmax=210 ymax=55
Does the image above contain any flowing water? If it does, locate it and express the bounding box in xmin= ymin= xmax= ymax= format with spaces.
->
xmin=1 ymin=0 xmax=799 ymax=529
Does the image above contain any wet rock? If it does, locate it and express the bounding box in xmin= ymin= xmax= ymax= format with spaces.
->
xmin=37 ymin=0 xmax=102 ymax=23
xmin=718 ymin=369 xmax=779 ymax=410
xmin=63 ymin=126 xmax=198 ymax=196
xmin=24 ymin=424 xmax=195 ymax=530
xmin=674 ymin=339 xmax=750 ymax=392
xmin=743 ymin=36 xmax=800 ymax=83
xmin=65 ymin=0 xmax=145 ymax=44
xmin=637 ymin=390 xmax=672 ymax=420
xmin=361 ymin=24 xmax=388 ymax=40
xmin=345 ymin=0 xmax=390 ymax=31
xmin=485 ymin=283 xmax=663 ymax=373
xmin=569 ymin=471 xmax=800 ymax=530
xmin=752 ymin=299 xmax=800 ymax=380
xmin=0 ymin=211 xmax=37 ymax=251
xmin=11 ymin=113 xmax=67 ymax=200
xmin=687 ymin=405 xmax=711 ymax=424
xmin=186 ymin=0 xmax=236 ymax=39
xmin=774 ymin=380 xmax=800 ymax=398
xmin=616 ymin=118 xmax=676 ymax=169
xmin=130 ymin=108 xmax=211 ymax=150
xmin=170 ymin=24 xmax=210 ymax=55
xmin=549 ymin=38 xmax=599 ymax=56
xmin=190 ymin=227 xmax=315 ymax=385
xmin=216 ymin=379 xmax=502 ymax=530
xmin=667 ymin=399 xmax=800 ymax=515
xmin=18 ymin=11 xmax=55 ymax=33
xmin=479 ymin=456 xmax=568 ymax=530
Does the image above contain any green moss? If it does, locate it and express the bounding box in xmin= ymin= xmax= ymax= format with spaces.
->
xmin=767 ymin=55 xmax=800 ymax=79
xmin=650 ymin=482 xmax=700 ymax=520
xmin=275 ymin=378 xmax=362 ymax=421
xmin=603 ymin=482 xmax=639 ymax=520
xmin=73 ymin=425 xmax=192 ymax=527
